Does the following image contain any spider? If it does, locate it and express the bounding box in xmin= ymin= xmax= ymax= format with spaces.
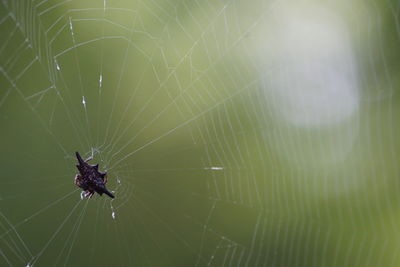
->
xmin=74 ymin=152 xmax=115 ymax=199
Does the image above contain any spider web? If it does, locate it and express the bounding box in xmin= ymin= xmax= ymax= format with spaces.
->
xmin=0 ymin=0 xmax=400 ymax=266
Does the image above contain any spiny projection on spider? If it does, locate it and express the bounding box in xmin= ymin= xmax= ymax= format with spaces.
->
xmin=74 ymin=151 xmax=115 ymax=199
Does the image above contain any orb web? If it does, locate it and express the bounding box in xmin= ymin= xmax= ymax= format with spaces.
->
xmin=0 ymin=0 xmax=399 ymax=266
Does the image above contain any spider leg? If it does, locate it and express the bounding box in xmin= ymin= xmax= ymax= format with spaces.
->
xmin=74 ymin=174 xmax=82 ymax=187
xmin=83 ymin=190 xmax=94 ymax=198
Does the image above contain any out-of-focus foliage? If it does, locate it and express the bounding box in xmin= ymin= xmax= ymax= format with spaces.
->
xmin=0 ymin=0 xmax=399 ymax=266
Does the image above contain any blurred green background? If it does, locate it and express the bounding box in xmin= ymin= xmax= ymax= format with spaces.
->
xmin=1 ymin=0 xmax=400 ymax=266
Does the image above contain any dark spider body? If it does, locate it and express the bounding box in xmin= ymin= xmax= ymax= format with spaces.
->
xmin=74 ymin=152 xmax=114 ymax=198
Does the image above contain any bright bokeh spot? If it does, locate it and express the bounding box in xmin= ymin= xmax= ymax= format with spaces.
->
xmin=262 ymin=4 xmax=359 ymax=128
